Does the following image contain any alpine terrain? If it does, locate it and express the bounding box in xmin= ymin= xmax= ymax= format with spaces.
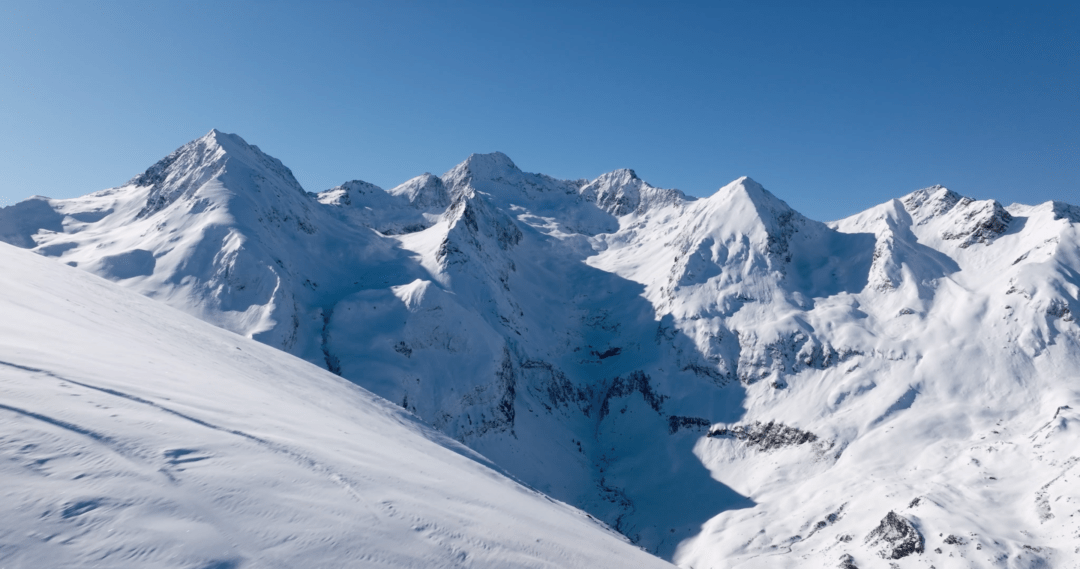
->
xmin=2 ymin=130 xmax=1078 ymax=568
xmin=0 ymin=238 xmax=674 ymax=569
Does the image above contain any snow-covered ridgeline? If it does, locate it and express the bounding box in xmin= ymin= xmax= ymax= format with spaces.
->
xmin=2 ymin=129 xmax=1079 ymax=568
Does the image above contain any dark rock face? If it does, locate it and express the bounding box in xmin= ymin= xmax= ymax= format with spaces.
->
xmin=707 ymin=421 xmax=818 ymax=450
xmin=766 ymin=209 xmax=798 ymax=262
xmin=838 ymin=553 xmax=859 ymax=569
xmin=521 ymin=359 xmax=591 ymax=414
xmin=592 ymin=347 xmax=622 ymax=360
xmin=319 ymin=309 xmax=341 ymax=375
xmin=962 ymin=212 xmax=1013 ymax=247
xmin=598 ymin=370 xmax=666 ymax=419
xmin=130 ymin=147 xmax=190 ymax=213
xmin=1047 ymin=299 xmax=1074 ymax=321
xmin=903 ymin=186 xmax=1013 ymax=248
xmin=940 ymin=198 xmax=1013 ymax=248
xmin=494 ymin=348 xmax=517 ymax=431
xmin=865 ymin=511 xmax=924 ymax=559
xmin=943 ymin=534 xmax=966 ymax=545
xmin=668 ymin=415 xmax=711 ymax=434
xmin=903 ymin=185 xmax=960 ymax=218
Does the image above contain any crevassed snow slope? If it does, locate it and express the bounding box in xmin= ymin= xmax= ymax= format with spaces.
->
xmin=0 ymin=242 xmax=673 ymax=569
xmin=4 ymin=130 xmax=1080 ymax=568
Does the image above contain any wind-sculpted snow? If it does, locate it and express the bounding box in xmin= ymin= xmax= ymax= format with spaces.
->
xmin=3 ymin=130 xmax=1080 ymax=568
xmin=0 ymin=197 xmax=65 ymax=248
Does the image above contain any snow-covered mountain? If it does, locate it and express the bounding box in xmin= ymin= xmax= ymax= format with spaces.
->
xmin=3 ymin=129 xmax=1079 ymax=568
xmin=0 ymin=241 xmax=673 ymax=569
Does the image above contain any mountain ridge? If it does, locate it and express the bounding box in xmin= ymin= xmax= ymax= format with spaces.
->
xmin=2 ymin=129 xmax=1079 ymax=568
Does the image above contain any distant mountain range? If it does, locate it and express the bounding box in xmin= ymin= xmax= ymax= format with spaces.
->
xmin=3 ymin=129 xmax=1078 ymax=568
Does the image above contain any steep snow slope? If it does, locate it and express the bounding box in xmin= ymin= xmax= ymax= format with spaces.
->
xmin=4 ymin=130 xmax=1080 ymax=568
xmin=658 ymin=189 xmax=1080 ymax=568
xmin=0 ymin=242 xmax=673 ymax=569
xmin=377 ymin=154 xmax=754 ymax=557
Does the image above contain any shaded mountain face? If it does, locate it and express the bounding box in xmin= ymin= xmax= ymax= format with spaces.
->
xmin=0 ymin=242 xmax=674 ymax=569
xmin=3 ymin=130 xmax=1080 ymax=568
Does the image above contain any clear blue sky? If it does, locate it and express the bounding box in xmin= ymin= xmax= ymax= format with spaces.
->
xmin=1 ymin=0 xmax=1076 ymax=221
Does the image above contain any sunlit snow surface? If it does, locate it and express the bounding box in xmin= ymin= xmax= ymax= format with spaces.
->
xmin=3 ymin=130 xmax=1080 ymax=568
xmin=0 ymin=244 xmax=672 ymax=568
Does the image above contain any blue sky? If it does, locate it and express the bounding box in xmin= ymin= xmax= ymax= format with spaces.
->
xmin=1 ymin=0 xmax=1076 ymax=221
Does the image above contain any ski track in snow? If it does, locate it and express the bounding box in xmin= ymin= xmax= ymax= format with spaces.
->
xmin=0 ymin=359 xmax=376 ymax=507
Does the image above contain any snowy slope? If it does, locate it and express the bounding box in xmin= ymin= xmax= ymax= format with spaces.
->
xmin=0 ymin=242 xmax=674 ymax=568
xmin=651 ymin=188 xmax=1080 ymax=568
xmin=3 ymin=130 xmax=1080 ymax=568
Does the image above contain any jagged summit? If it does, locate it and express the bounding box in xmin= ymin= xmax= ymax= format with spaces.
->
xmin=901 ymin=183 xmax=952 ymax=203
xmin=129 ymin=129 xmax=288 ymax=187
xmin=439 ymin=152 xmax=526 ymax=201
xmin=131 ymin=129 xmax=307 ymax=219
xmin=895 ymin=184 xmax=1015 ymax=247
xmin=580 ymin=169 xmax=649 ymax=216
xmin=578 ymin=168 xmax=687 ymax=217
xmin=900 ymin=185 xmax=961 ymax=222
xmin=389 ymin=173 xmax=450 ymax=210
xmin=601 ymin=168 xmax=640 ymax=182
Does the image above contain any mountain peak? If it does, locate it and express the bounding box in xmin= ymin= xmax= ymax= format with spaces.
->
xmin=581 ymin=169 xmax=647 ymax=216
xmin=579 ymin=168 xmax=688 ymax=216
xmin=597 ymin=168 xmax=640 ymax=184
xmin=130 ymin=130 xmax=260 ymax=188
xmin=900 ymin=185 xmax=969 ymax=227
xmin=201 ymin=128 xmax=249 ymax=152
xmin=316 ymin=180 xmax=386 ymax=207
xmin=464 ymin=151 xmax=518 ymax=171
xmin=338 ymin=179 xmax=385 ymax=194
xmin=726 ymin=176 xmax=769 ymax=197
xmin=734 ymin=175 xmax=761 ymax=189
xmin=902 ymin=184 xmax=958 ymax=212
xmin=712 ymin=176 xmax=793 ymax=215
xmin=899 ymin=185 xmax=1015 ymax=246
xmin=442 ymin=152 xmax=521 ymax=186
xmin=131 ymin=130 xmax=306 ymax=218
xmin=389 ymin=173 xmax=450 ymax=210
xmin=691 ymin=177 xmax=805 ymax=259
